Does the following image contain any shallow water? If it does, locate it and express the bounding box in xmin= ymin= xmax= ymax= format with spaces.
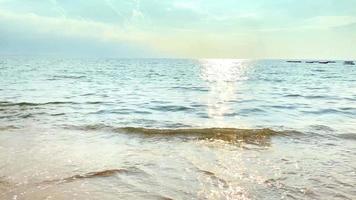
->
xmin=0 ymin=57 xmax=355 ymax=199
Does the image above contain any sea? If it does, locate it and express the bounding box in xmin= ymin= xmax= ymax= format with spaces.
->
xmin=0 ymin=57 xmax=355 ymax=199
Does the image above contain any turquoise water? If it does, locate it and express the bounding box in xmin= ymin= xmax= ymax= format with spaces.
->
xmin=0 ymin=57 xmax=355 ymax=199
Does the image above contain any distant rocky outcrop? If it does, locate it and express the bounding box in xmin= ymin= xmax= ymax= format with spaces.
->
xmin=287 ymin=60 xmax=346 ymax=65
xmin=318 ymin=61 xmax=330 ymax=64
xmin=343 ymin=61 xmax=355 ymax=65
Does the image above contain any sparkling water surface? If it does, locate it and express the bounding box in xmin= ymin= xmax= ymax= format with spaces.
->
xmin=0 ymin=57 xmax=355 ymax=199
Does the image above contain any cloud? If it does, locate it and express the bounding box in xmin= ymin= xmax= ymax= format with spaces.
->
xmin=173 ymin=1 xmax=201 ymax=11
xmin=333 ymin=22 xmax=356 ymax=31
xmin=305 ymin=15 xmax=356 ymax=29
xmin=104 ymin=0 xmax=124 ymax=18
xmin=0 ymin=1 xmax=355 ymax=59
xmin=49 ymin=0 xmax=67 ymax=17
xmin=0 ymin=10 xmax=130 ymax=42
xmin=0 ymin=10 xmax=157 ymax=57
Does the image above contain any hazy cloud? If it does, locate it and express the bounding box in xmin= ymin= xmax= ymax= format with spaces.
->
xmin=0 ymin=0 xmax=355 ymax=59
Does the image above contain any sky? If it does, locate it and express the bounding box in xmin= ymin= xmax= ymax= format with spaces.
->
xmin=0 ymin=0 xmax=355 ymax=59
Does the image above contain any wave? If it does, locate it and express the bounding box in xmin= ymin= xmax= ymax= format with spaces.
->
xmin=170 ymin=86 xmax=209 ymax=92
xmin=0 ymin=177 xmax=10 ymax=185
xmin=50 ymin=75 xmax=86 ymax=80
xmin=337 ymin=133 xmax=356 ymax=141
xmin=0 ymin=125 xmax=19 ymax=131
xmin=150 ymin=105 xmax=194 ymax=112
xmin=283 ymin=94 xmax=340 ymax=100
xmin=0 ymin=101 xmax=76 ymax=107
xmin=121 ymin=127 xmax=283 ymax=145
xmin=302 ymin=108 xmax=354 ymax=115
xmin=41 ymin=168 xmax=134 ymax=185
xmin=0 ymin=101 xmax=105 ymax=107
xmin=198 ymin=169 xmax=228 ymax=188
xmin=64 ymin=124 xmax=356 ymax=142
xmin=65 ymin=125 xmax=291 ymax=144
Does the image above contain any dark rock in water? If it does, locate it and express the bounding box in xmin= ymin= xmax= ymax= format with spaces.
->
xmin=318 ymin=61 xmax=330 ymax=64
xmin=317 ymin=61 xmax=336 ymax=64
xmin=343 ymin=61 xmax=355 ymax=65
xmin=287 ymin=60 xmax=302 ymax=63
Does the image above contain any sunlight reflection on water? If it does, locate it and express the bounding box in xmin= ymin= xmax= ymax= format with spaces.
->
xmin=199 ymin=59 xmax=250 ymax=127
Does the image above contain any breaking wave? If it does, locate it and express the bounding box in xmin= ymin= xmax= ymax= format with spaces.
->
xmin=63 ymin=124 xmax=297 ymax=144
xmin=41 ymin=168 xmax=143 ymax=185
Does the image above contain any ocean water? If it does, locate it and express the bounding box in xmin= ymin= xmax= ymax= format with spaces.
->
xmin=0 ymin=57 xmax=355 ymax=199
